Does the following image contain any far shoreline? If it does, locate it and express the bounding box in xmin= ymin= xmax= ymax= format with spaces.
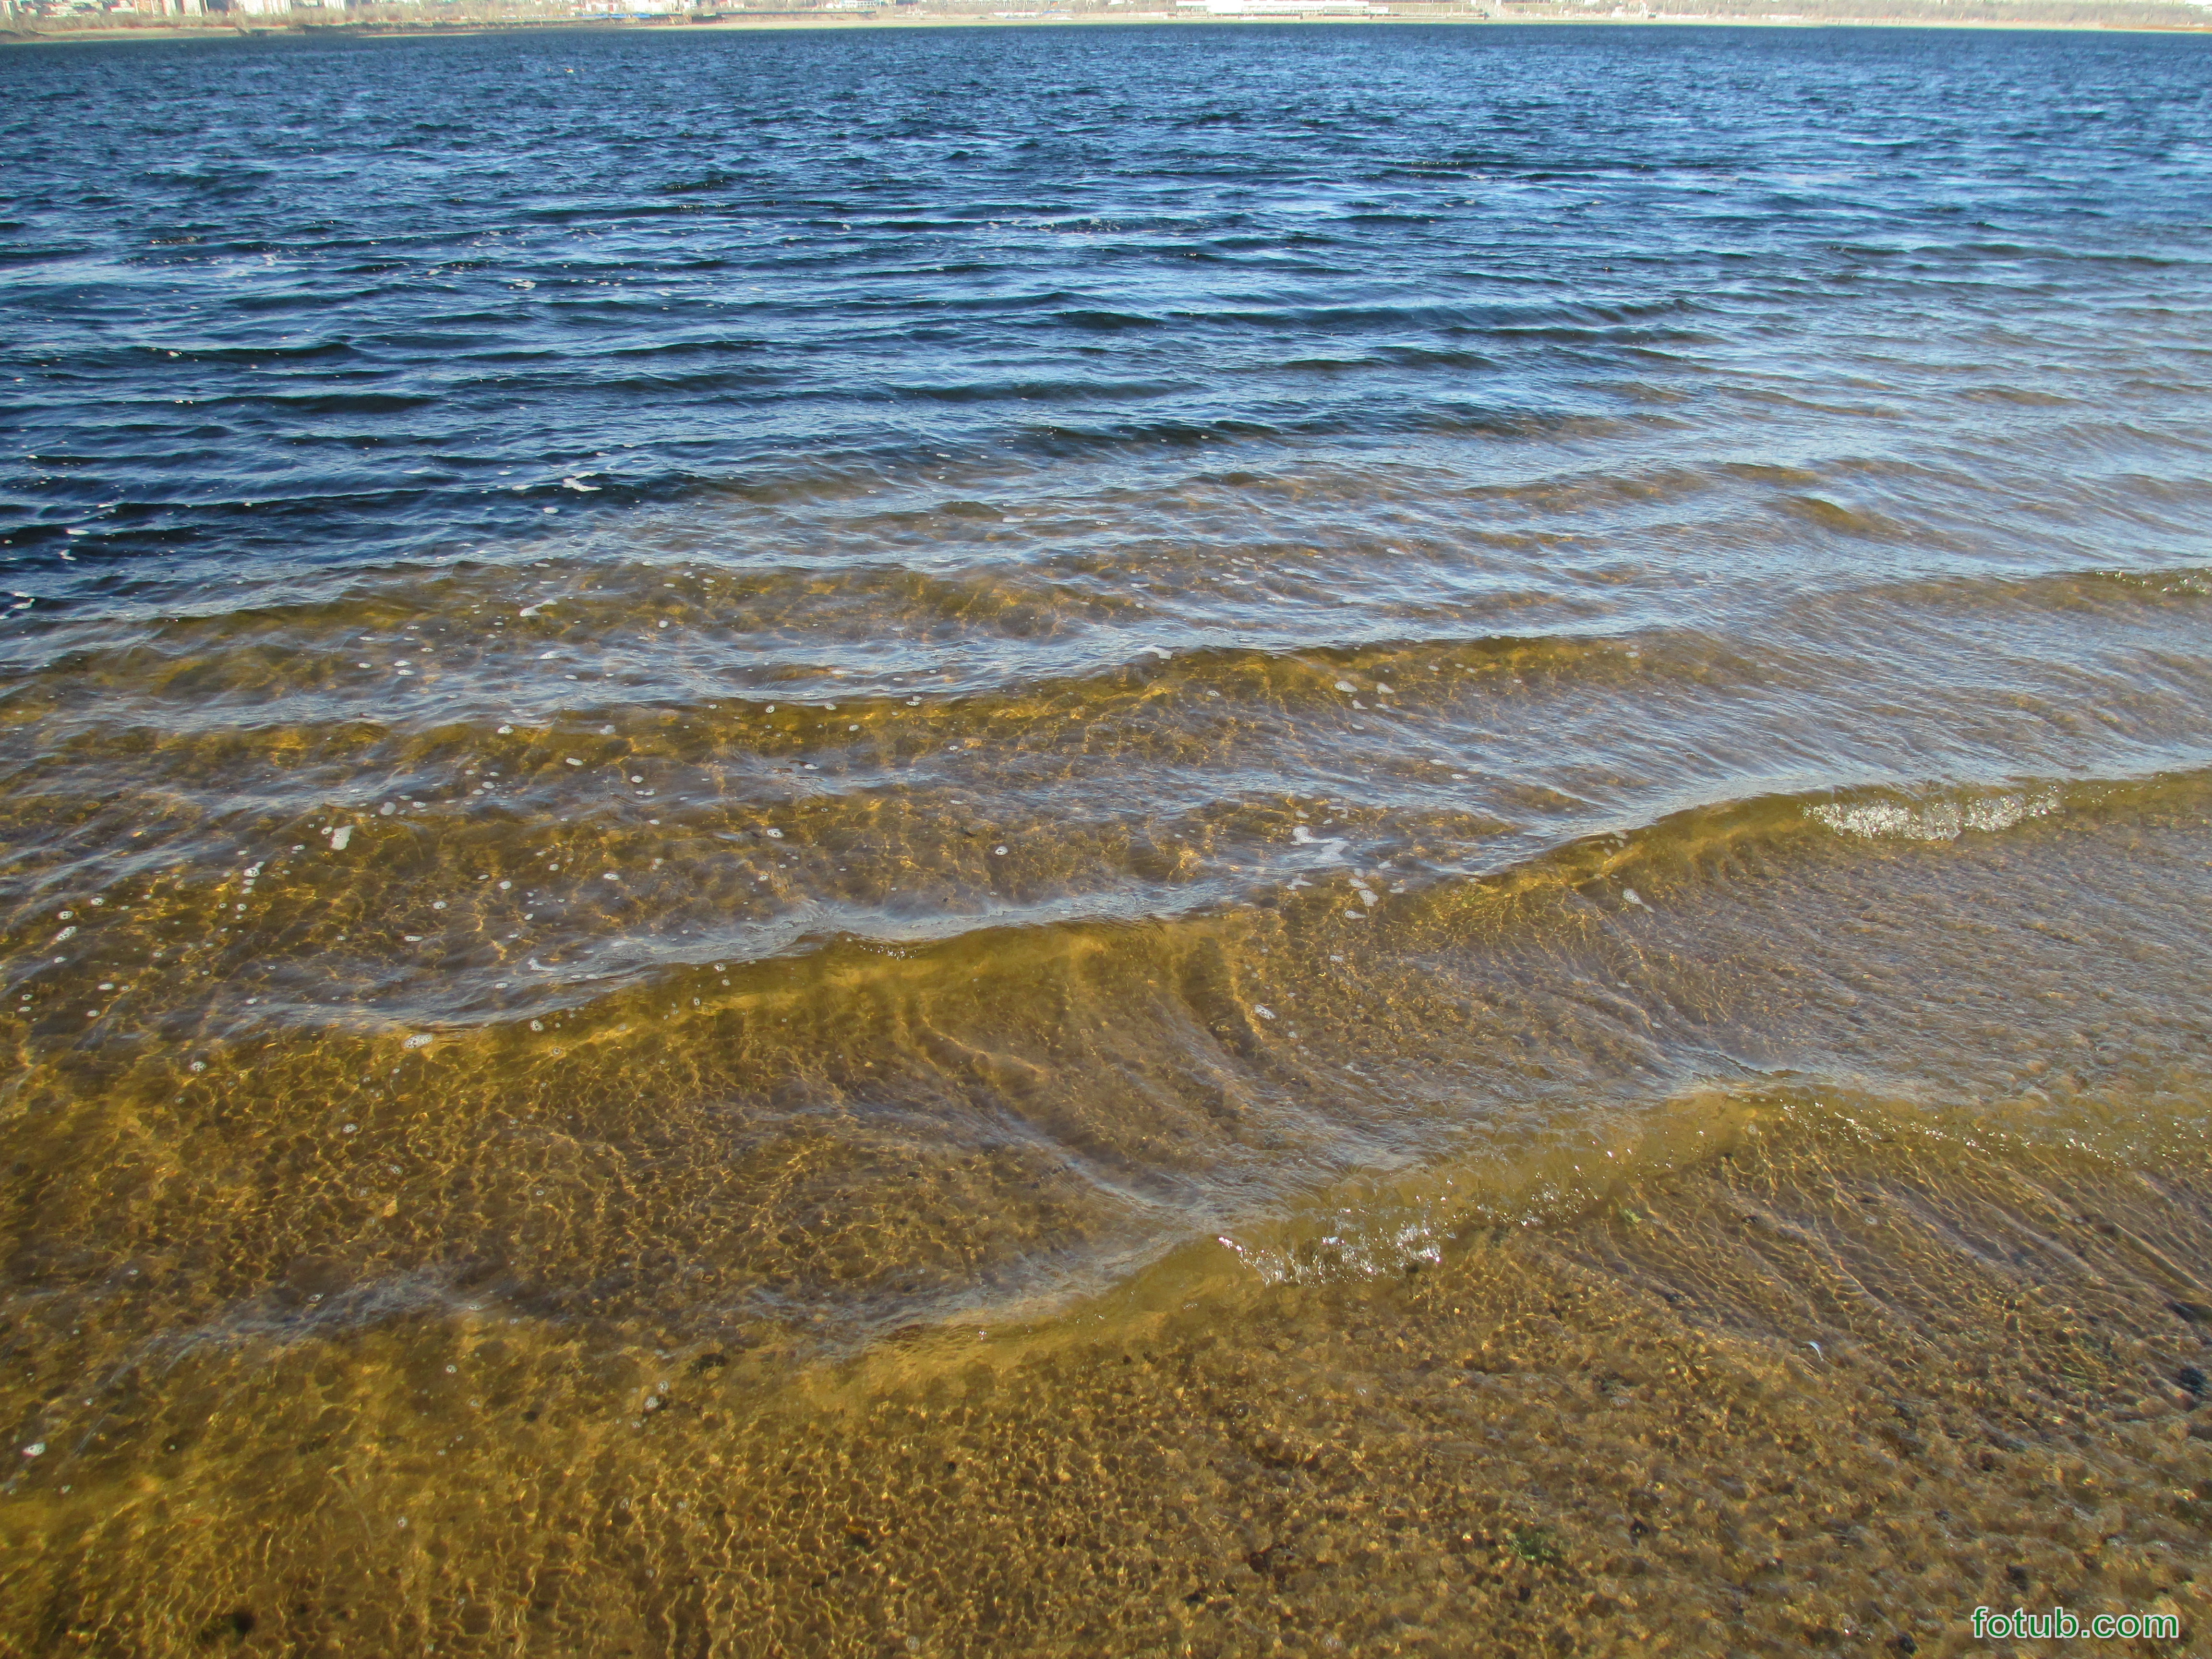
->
xmin=7 ymin=8 xmax=2212 ymax=45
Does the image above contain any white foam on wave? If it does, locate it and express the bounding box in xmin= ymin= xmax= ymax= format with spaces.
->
xmin=1810 ymin=787 xmax=2059 ymax=842
xmin=1215 ymin=1207 xmax=1446 ymax=1288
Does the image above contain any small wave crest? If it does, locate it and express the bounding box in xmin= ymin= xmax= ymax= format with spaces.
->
xmin=1808 ymin=785 xmax=2060 ymax=843
xmin=1214 ymin=1209 xmax=1448 ymax=1289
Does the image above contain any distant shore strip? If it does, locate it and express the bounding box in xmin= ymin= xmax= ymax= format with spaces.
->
xmin=9 ymin=2 xmax=2212 ymax=44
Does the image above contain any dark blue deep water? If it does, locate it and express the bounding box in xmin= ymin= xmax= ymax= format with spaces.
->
xmin=4 ymin=24 xmax=2209 ymax=574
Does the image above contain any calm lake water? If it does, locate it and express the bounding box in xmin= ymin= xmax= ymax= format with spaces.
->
xmin=3 ymin=20 xmax=2210 ymax=1655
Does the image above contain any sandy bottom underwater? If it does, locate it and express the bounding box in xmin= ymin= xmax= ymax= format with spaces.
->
xmin=6 ymin=1099 xmax=2210 ymax=1657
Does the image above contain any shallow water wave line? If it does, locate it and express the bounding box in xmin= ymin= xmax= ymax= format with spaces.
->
xmin=4 ymin=526 xmax=2209 ymax=1026
xmin=5 ymin=762 xmax=2208 ymax=1364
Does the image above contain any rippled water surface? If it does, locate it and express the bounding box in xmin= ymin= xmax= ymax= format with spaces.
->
xmin=4 ymin=21 xmax=2212 ymax=1656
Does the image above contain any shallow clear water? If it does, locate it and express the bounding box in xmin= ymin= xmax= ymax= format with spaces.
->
xmin=3 ymin=21 xmax=2211 ymax=1655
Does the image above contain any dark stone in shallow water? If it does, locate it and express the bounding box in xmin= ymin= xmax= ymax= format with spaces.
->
xmin=2176 ymin=1365 xmax=2207 ymax=1400
xmin=194 ymin=1610 xmax=255 ymax=1646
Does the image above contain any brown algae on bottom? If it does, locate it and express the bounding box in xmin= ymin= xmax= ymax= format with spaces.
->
xmin=5 ymin=1099 xmax=2209 ymax=1657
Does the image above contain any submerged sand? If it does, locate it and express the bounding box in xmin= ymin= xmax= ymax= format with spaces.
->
xmin=8 ymin=1101 xmax=2209 ymax=1655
